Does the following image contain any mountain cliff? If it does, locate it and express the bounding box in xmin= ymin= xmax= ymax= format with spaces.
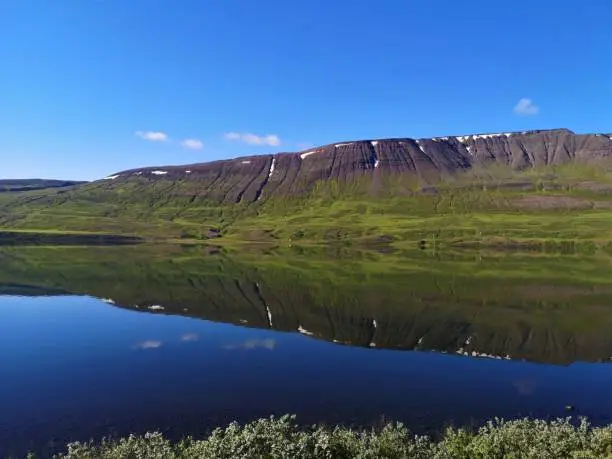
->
xmin=2 ymin=128 xmax=612 ymax=242
xmin=101 ymin=129 xmax=612 ymax=204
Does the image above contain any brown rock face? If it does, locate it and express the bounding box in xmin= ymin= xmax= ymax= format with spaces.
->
xmin=108 ymin=129 xmax=612 ymax=203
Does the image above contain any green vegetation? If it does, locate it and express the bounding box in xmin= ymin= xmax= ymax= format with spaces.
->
xmin=2 ymin=163 xmax=612 ymax=248
xmin=47 ymin=415 xmax=612 ymax=458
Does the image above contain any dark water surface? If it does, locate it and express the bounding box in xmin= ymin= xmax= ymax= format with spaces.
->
xmin=1 ymin=245 xmax=612 ymax=457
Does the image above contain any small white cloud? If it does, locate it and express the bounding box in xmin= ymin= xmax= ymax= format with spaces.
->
xmin=181 ymin=138 xmax=204 ymax=150
xmin=133 ymin=340 xmax=163 ymax=350
xmin=181 ymin=333 xmax=199 ymax=342
xmin=223 ymin=338 xmax=276 ymax=351
xmin=225 ymin=132 xmax=241 ymax=141
xmin=224 ymin=132 xmax=281 ymax=146
xmin=513 ymin=98 xmax=539 ymax=116
xmin=135 ymin=131 xmax=169 ymax=142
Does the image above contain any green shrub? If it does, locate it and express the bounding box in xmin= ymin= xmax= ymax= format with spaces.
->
xmin=48 ymin=415 xmax=612 ymax=459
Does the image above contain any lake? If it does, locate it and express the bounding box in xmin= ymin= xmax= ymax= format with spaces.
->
xmin=1 ymin=245 xmax=612 ymax=457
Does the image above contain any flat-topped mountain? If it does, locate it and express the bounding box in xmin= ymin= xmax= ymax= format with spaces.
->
xmin=0 ymin=179 xmax=86 ymax=192
xmin=2 ymin=128 xmax=612 ymax=242
xmin=100 ymin=129 xmax=612 ymax=203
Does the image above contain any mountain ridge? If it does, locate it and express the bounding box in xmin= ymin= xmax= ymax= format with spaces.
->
xmin=2 ymin=128 xmax=612 ymax=243
xmin=98 ymin=128 xmax=612 ymax=204
xmin=0 ymin=179 xmax=86 ymax=192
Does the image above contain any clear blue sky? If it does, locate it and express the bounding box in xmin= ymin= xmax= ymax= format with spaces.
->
xmin=1 ymin=0 xmax=610 ymax=180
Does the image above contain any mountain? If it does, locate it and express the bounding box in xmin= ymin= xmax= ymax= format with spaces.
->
xmin=99 ymin=128 xmax=612 ymax=204
xmin=1 ymin=128 xmax=612 ymax=244
xmin=0 ymin=179 xmax=86 ymax=192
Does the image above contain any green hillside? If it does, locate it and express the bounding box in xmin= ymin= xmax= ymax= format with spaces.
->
xmin=2 ymin=162 xmax=612 ymax=249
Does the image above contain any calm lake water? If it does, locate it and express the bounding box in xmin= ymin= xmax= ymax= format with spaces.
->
xmin=1 ymin=245 xmax=612 ymax=457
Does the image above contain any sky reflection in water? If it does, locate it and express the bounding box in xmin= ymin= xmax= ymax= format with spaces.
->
xmin=1 ymin=294 xmax=612 ymax=457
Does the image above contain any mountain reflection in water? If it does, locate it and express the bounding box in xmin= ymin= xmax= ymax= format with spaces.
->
xmin=2 ymin=244 xmax=612 ymax=457
xmin=1 ymin=244 xmax=612 ymax=365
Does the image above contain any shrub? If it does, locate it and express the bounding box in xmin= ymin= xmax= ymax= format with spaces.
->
xmin=51 ymin=415 xmax=612 ymax=459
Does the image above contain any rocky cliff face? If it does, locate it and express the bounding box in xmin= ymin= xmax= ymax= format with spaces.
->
xmin=102 ymin=129 xmax=612 ymax=204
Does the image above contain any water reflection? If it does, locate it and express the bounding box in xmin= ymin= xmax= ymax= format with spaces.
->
xmin=181 ymin=333 xmax=200 ymax=342
xmin=1 ymin=244 xmax=612 ymax=458
xmin=224 ymin=339 xmax=277 ymax=351
xmin=1 ymin=245 xmax=612 ymax=364
xmin=133 ymin=340 xmax=163 ymax=350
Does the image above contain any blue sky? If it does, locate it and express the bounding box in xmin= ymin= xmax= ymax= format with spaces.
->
xmin=1 ymin=0 xmax=610 ymax=180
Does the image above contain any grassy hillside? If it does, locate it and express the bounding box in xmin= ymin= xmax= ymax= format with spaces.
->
xmin=2 ymin=163 xmax=612 ymax=247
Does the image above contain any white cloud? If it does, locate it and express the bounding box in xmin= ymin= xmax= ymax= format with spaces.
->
xmin=513 ymin=98 xmax=539 ymax=116
xmin=135 ymin=131 xmax=169 ymax=142
xmin=224 ymin=132 xmax=281 ymax=146
xmin=133 ymin=340 xmax=163 ymax=350
xmin=223 ymin=338 xmax=276 ymax=351
xmin=224 ymin=132 xmax=241 ymax=141
xmin=180 ymin=138 xmax=204 ymax=150
xmin=181 ymin=333 xmax=199 ymax=342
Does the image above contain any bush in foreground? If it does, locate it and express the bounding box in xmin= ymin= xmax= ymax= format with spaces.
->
xmin=53 ymin=415 xmax=612 ymax=459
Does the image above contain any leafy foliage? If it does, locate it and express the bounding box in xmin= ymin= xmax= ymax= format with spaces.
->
xmin=49 ymin=415 xmax=612 ymax=458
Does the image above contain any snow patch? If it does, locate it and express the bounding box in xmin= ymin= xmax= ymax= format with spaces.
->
xmin=416 ymin=140 xmax=426 ymax=154
xmin=417 ymin=337 xmax=424 ymax=345
xmin=135 ymin=172 xmax=142 ymax=176
xmin=267 ymin=157 xmax=276 ymax=178
xmin=433 ymin=137 xmax=449 ymax=142
xmin=456 ymin=136 xmax=469 ymax=143
xmin=334 ymin=143 xmax=352 ymax=148
xmin=148 ymin=305 xmax=165 ymax=311
xmin=370 ymin=141 xmax=379 ymax=147
xmin=300 ymin=150 xmax=318 ymax=159
xmin=103 ymin=175 xmax=119 ymax=180
xmin=374 ymin=159 xmax=380 ymax=168
xmin=298 ymin=325 xmax=314 ymax=336
xmin=100 ymin=298 xmax=115 ymax=304
xmin=372 ymin=319 xmax=377 ymax=329
xmin=241 ymin=160 xmax=251 ymax=164
xmin=257 ymin=282 xmax=273 ymax=328
xmin=455 ymin=347 xmax=512 ymax=360
xmin=471 ymin=133 xmax=513 ymax=140
xmin=151 ymin=170 xmax=167 ymax=175
xmin=466 ymin=146 xmax=473 ymax=156
xmin=185 ymin=170 xmax=192 ymax=174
